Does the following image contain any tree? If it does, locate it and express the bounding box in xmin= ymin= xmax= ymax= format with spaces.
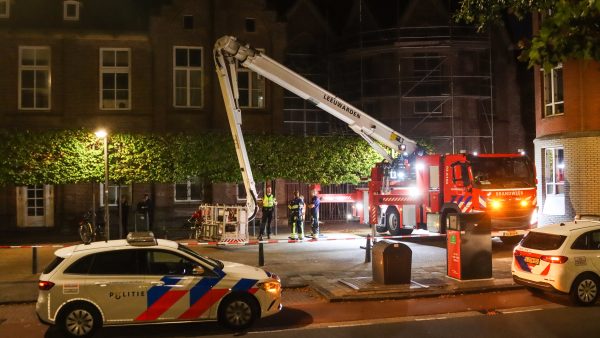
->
xmin=456 ymin=0 xmax=600 ymax=69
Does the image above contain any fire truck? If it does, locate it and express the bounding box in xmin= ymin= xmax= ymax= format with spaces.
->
xmin=213 ymin=36 xmax=537 ymax=244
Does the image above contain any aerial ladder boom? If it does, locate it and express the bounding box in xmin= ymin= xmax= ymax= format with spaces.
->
xmin=214 ymin=36 xmax=418 ymax=163
xmin=214 ymin=39 xmax=259 ymax=221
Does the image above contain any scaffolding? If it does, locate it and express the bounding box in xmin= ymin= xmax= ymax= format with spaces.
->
xmin=330 ymin=24 xmax=495 ymax=154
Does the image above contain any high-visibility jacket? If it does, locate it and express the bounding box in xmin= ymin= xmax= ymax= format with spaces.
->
xmin=263 ymin=194 xmax=276 ymax=208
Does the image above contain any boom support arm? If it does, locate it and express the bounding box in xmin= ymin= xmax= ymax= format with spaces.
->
xmin=214 ymin=36 xmax=418 ymax=162
xmin=214 ymin=41 xmax=258 ymax=221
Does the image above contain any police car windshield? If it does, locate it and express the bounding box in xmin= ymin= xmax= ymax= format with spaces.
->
xmin=469 ymin=156 xmax=535 ymax=188
xmin=177 ymin=244 xmax=223 ymax=269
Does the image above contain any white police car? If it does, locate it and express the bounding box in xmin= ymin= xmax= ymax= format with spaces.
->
xmin=36 ymin=233 xmax=282 ymax=337
xmin=512 ymin=219 xmax=600 ymax=305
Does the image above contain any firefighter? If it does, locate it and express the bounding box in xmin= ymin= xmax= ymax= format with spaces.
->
xmin=288 ymin=191 xmax=305 ymax=240
xmin=308 ymin=189 xmax=321 ymax=239
xmin=258 ymin=186 xmax=277 ymax=240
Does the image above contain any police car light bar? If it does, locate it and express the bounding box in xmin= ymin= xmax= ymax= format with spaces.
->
xmin=126 ymin=232 xmax=158 ymax=246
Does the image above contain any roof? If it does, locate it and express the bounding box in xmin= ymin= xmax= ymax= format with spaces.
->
xmin=530 ymin=220 xmax=600 ymax=236
xmin=54 ymin=238 xmax=178 ymax=258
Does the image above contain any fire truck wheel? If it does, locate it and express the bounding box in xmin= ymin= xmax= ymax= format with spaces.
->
xmin=386 ymin=208 xmax=413 ymax=236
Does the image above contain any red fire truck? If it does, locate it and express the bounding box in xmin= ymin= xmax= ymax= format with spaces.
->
xmin=214 ymin=36 xmax=537 ymax=244
xmin=321 ymin=152 xmax=537 ymax=244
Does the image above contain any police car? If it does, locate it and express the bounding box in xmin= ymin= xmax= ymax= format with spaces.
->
xmin=36 ymin=233 xmax=282 ymax=337
xmin=512 ymin=219 xmax=600 ymax=305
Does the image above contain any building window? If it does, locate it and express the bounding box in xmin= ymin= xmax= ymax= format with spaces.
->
xmin=100 ymin=184 xmax=129 ymax=207
xmin=543 ymin=65 xmax=564 ymax=117
xmin=238 ymin=68 xmax=265 ymax=108
xmin=27 ymin=185 xmax=45 ymax=217
xmin=237 ymin=182 xmax=264 ymax=201
xmin=174 ymin=179 xmax=203 ymax=202
xmin=183 ymin=15 xmax=194 ymax=30
xmin=544 ymin=147 xmax=564 ymax=195
xmin=173 ymin=47 xmax=203 ymax=108
xmin=100 ymin=48 xmax=130 ymax=110
xmin=19 ymin=46 xmax=51 ymax=110
xmin=0 ymin=0 xmax=9 ymax=18
xmin=63 ymin=1 xmax=80 ymax=21
xmin=245 ymin=18 xmax=256 ymax=32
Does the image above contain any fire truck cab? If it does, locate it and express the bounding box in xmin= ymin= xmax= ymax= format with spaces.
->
xmin=370 ymin=152 xmax=537 ymax=244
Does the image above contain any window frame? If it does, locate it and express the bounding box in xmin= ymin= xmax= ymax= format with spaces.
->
xmin=18 ymin=46 xmax=51 ymax=110
xmin=99 ymin=48 xmax=131 ymax=110
xmin=542 ymin=65 xmax=564 ymax=117
xmin=63 ymin=0 xmax=80 ymax=21
xmin=0 ymin=0 xmax=10 ymax=18
xmin=237 ymin=48 xmax=265 ymax=109
xmin=544 ymin=147 xmax=565 ymax=196
xmin=174 ymin=179 xmax=203 ymax=203
xmin=172 ymin=46 xmax=203 ymax=108
xmin=99 ymin=183 xmax=130 ymax=207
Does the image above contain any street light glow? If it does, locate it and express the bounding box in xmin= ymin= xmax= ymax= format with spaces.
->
xmin=95 ymin=129 xmax=108 ymax=138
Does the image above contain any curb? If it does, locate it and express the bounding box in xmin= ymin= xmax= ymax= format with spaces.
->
xmin=311 ymin=280 xmax=525 ymax=303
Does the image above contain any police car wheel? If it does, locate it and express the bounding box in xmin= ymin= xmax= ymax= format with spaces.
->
xmin=58 ymin=302 xmax=102 ymax=338
xmin=218 ymin=295 xmax=258 ymax=330
xmin=570 ymin=273 xmax=599 ymax=306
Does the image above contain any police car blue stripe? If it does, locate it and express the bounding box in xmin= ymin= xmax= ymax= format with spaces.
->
xmin=189 ymin=270 xmax=226 ymax=306
xmin=515 ymin=256 xmax=531 ymax=272
xmin=231 ymin=278 xmax=258 ymax=292
xmin=147 ymin=276 xmax=184 ymax=308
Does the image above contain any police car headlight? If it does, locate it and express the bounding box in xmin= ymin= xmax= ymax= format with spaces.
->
xmin=258 ymin=281 xmax=281 ymax=295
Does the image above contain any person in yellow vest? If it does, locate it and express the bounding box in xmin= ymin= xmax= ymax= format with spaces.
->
xmin=258 ymin=186 xmax=277 ymax=240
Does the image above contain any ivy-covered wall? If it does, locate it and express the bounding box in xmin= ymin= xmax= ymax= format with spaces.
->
xmin=0 ymin=130 xmax=383 ymax=186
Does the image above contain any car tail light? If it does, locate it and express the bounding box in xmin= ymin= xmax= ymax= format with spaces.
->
xmin=541 ymin=255 xmax=568 ymax=264
xmin=38 ymin=280 xmax=55 ymax=290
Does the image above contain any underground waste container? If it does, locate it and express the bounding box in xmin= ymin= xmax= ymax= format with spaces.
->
xmin=372 ymin=239 xmax=412 ymax=284
xmin=446 ymin=212 xmax=492 ymax=280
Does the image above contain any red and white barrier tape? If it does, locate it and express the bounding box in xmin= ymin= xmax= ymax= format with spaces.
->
xmin=0 ymin=233 xmax=444 ymax=248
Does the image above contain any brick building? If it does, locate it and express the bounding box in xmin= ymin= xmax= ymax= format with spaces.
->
xmin=533 ymin=58 xmax=600 ymax=224
xmin=0 ymin=0 xmax=531 ymax=234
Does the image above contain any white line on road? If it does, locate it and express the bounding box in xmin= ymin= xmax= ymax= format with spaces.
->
xmin=415 ymin=316 xmax=448 ymax=321
xmin=501 ymin=308 xmax=543 ymax=314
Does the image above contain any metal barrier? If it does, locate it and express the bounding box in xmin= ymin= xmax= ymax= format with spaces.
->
xmin=194 ymin=204 xmax=249 ymax=243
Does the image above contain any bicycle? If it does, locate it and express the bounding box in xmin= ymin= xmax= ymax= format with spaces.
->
xmin=183 ymin=210 xmax=203 ymax=240
xmin=78 ymin=210 xmax=104 ymax=244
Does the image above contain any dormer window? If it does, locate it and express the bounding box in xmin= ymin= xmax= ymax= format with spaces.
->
xmin=0 ymin=0 xmax=10 ymax=19
xmin=63 ymin=1 xmax=80 ymax=21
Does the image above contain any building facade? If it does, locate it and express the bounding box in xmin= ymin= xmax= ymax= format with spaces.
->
xmin=0 ymin=0 xmax=531 ymax=234
xmin=533 ymin=57 xmax=600 ymax=225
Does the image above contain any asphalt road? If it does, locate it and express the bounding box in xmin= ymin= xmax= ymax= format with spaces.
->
xmin=2 ymin=288 xmax=593 ymax=338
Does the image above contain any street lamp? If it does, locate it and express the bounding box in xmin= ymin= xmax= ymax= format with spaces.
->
xmin=95 ymin=129 xmax=109 ymax=241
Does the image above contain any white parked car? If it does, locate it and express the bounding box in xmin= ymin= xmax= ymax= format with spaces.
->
xmin=512 ymin=220 xmax=600 ymax=305
xmin=36 ymin=233 xmax=282 ymax=337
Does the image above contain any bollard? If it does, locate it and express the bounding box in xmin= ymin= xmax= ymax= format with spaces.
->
xmin=32 ymin=247 xmax=38 ymax=274
xmin=365 ymin=235 xmax=371 ymax=263
xmin=258 ymin=242 xmax=265 ymax=267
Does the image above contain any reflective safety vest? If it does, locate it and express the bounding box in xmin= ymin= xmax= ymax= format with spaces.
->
xmin=263 ymin=194 xmax=276 ymax=208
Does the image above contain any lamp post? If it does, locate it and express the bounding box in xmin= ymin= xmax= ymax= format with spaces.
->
xmin=95 ymin=129 xmax=109 ymax=241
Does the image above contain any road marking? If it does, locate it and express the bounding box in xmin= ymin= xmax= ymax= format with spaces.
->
xmin=415 ymin=316 xmax=448 ymax=321
xmin=501 ymin=308 xmax=542 ymax=314
xmin=497 ymin=303 xmax=564 ymax=314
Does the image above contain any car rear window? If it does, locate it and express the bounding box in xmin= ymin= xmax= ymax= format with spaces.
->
xmin=43 ymin=256 xmax=65 ymax=274
xmin=521 ymin=231 xmax=567 ymax=250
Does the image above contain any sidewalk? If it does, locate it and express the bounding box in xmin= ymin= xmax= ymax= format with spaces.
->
xmin=0 ymin=221 xmax=522 ymax=305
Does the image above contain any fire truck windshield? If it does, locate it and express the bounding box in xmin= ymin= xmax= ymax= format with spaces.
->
xmin=469 ymin=156 xmax=535 ymax=188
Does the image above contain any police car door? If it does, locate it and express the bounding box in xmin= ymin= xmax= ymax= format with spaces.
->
xmin=85 ymin=249 xmax=150 ymax=323
xmin=136 ymin=249 xmax=222 ymax=322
